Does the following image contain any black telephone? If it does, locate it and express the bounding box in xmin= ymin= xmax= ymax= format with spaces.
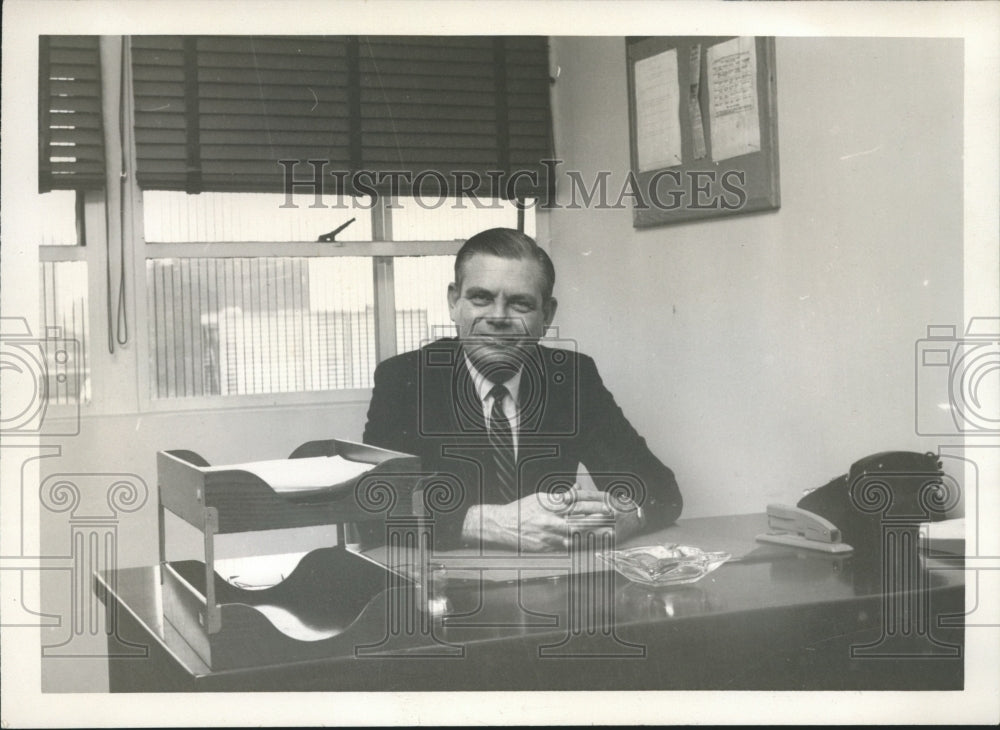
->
xmin=796 ymin=450 xmax=951 ymax=551
xmin=757 ymin=451 xmax=953 ymax=555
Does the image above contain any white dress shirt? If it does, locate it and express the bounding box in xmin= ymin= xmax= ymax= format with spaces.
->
xmin=463 ymin=354 xmax=522 ymax=458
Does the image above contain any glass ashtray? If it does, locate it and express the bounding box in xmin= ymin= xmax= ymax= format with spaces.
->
xmin=597 ymin=544 xmax=731 ymax=587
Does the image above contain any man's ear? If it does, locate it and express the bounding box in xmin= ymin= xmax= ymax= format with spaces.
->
xmin=447 ymin=282 xmax=460 ymax=321
xmin=543 ymin=296 xmax=558 ymax=327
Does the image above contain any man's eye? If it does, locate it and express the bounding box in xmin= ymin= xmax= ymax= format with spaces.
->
xmin=469 ymin=295 xmax=491 ymax=305
xmin=511 ymin=302 xmax=534 ymax=313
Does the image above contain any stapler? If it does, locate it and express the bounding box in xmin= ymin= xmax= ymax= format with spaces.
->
xmin=755 ymin=504 xmax=854 ymax=554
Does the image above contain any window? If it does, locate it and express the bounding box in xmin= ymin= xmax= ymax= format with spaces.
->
xmin=39 ymin=190 xmax=82 ymax=247
xmin=39 ymin=35 xmax=551 ymax=409
xmin=38 ymin=34 xmax=105 ymax=407
xmin=146 ymin=255 xmax=375 ymax=397
xmin=141 ymin=192 xmax=533 ymax=399
xmin=127 ymin=34 xmax=551 ymax=402
xmin=38 ymin=191 xmax=91 ymax=405
xmin=393 ymin=255 xmax=454 ymax=352
xmin=142 ymin=191 xmax=375 ymax=243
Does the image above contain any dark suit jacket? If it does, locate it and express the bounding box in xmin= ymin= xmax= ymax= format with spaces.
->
xmin=362 ymin=338 xmax=682 ymax=547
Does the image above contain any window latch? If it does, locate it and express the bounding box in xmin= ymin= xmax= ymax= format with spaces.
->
xmin=317 ymin=217 xmax=356 ymax=243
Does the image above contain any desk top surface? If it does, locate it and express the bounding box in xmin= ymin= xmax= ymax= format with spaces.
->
xmin=96 ymin=513 xmax=965 ymax=681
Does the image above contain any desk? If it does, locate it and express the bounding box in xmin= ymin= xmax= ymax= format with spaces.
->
xmin=95 ymin=513 xmax=964 ymax=691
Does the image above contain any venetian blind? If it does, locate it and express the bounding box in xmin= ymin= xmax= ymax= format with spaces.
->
xmin=39 ymin=35 xmax=106 ymax=192
xmin=130 ymin=35 xmax=553 ymax=199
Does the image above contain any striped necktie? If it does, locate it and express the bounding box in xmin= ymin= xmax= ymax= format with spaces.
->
xmin=487 ymin=383 xmax=517 ymax=503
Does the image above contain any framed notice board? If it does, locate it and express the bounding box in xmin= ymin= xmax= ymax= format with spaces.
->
xmin=626 ymin=36 xmax=779 ymax=228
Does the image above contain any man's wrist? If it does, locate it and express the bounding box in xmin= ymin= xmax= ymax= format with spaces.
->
xmin=612 ymin=500 xmax=646 ymax=542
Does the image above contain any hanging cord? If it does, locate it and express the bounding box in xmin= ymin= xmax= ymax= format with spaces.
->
xmin=104 ymin=178 xmax=115 ymax=353
xmin=115 ymin=36 xmax=129 ymax=346
xmin=102 ymin=38 xmax=114 ymax=353
xmin=104 ymin=36 xmax=130 ymax=352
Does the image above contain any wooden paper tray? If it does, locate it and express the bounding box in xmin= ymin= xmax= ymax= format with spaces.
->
xmin=159 ymin=440 xmax=422 ymax=534
xmin=162 ymin=546 xmax=412 ymax=670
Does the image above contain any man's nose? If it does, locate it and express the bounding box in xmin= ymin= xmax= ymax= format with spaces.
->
xmin=484 ymin=299 xmax=513 ymax=324
xmin=485 ymin=312 xmax=514 ymax=329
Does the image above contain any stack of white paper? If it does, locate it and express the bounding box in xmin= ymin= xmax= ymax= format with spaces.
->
xmin=205 ymin=455 xmax=375 ymax=494
xmin=920 ymin=517 xmax=965 ymax=556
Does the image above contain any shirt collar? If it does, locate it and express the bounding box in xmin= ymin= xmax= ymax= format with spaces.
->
xmin=463 ymin=353 xmax=523 ymax=406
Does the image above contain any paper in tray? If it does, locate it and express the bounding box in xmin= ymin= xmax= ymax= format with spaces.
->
xmin=204 ymin=455 xmax=375 ymax=494
xmin=920 ymin=517 xmax=965 ymax=556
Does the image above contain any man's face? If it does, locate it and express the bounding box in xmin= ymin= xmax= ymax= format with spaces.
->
xmin=448 ymin=254 xmax=557 ymax=378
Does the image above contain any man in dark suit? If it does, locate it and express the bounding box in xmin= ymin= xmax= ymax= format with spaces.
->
xmin=364 ymin=228 xmax=681 ymax=550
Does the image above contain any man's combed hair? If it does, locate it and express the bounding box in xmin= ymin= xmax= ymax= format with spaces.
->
xmin=454 ymin=228 xmax=556 ymax=300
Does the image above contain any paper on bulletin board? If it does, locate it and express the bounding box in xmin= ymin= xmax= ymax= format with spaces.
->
xmin=707 ymin=36 xmax=761 ymax=162
xmin=634 ymin=48 xmax=682 ymax=172
xmin=687 ymin=43 xmax=707 ymax=160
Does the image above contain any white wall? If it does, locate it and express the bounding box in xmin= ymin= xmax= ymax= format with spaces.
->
xmin=546 ymin=37 xmax=964 ymax=518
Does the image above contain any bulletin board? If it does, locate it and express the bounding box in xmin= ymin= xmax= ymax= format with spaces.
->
xmin=625 ymin=36 xmax=780 ymax=228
